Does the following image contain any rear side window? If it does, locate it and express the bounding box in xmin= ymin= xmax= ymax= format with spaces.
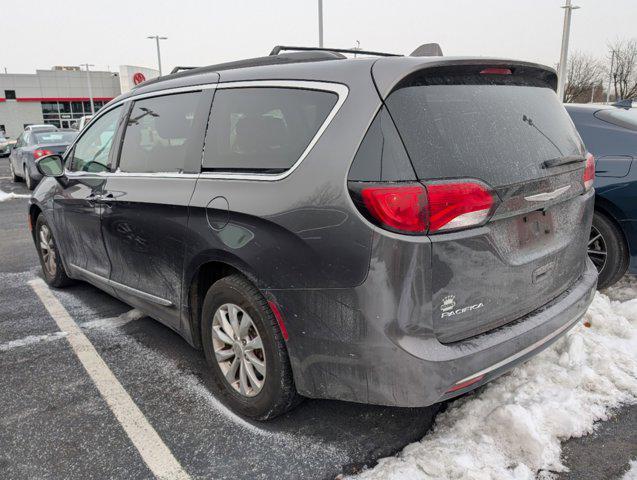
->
xmin=595 ymin=109 xmax=637 ymax=132
xmin=203 ymin=87 xmax=337 ymax=173
xmin=385 ymin=69 xmax=584 ymax=186
xmin=119 ymin=92 xmax=201 ymax=173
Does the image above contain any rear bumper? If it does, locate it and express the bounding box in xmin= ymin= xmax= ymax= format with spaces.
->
xmin=268 ymin=259 xmax=597 ymax=407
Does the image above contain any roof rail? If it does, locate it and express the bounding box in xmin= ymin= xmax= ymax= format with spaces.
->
xmin=270 ymin=45 xmax=401 ymax=57
xmin=170 ymin=66 xmax=197 ymax=74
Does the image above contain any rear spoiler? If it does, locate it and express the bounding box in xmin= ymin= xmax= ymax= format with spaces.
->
xmin=371 ymin=57 xmax=558 ymax=98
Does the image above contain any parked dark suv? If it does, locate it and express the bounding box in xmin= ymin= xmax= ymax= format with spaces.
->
xmin=29 ymin=47 xmax=597 ymax=419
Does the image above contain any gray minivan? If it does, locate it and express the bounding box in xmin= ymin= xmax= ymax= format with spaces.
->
xmin=29 ymin=47 xmax=597 ymax=419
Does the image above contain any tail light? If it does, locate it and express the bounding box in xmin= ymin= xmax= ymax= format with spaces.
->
xmin=33 ymin=149 xmax=53 ymax=159
xmin=349 ymin=180 xmax=496 ymax=235
xmin=426 ymin=181 xmax=495 ymax=233
xmin=583 ymin=152 xmax=595 ymax=191
xmin=360 ymin=185 xmax=428 ymax=233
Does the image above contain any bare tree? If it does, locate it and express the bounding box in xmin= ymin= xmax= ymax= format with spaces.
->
xmin=608 ymin=38 xmax=637 ymax=101
xmin=564 ymin=52 xmax=603 ymax=103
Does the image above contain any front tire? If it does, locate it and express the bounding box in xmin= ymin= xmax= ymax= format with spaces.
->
xmin=589 ymin=211 xmax=629 ymax=289
xmin=201 ymin=274 xmax=299 ymax=420
xmin=35 ymin=215 xmax=73 ymax=288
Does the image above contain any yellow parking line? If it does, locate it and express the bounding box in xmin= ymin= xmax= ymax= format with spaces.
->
xmin=29 ymin=278 xmax=191 ymax=480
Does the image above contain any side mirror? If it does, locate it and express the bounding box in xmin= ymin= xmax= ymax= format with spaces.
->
xmin=36 ymin=154 xmax=65 ymax=178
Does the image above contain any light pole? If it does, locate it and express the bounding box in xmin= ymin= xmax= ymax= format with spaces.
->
xmin=81 ymin=63 xmax=95 ymax=115
xmin=318 ymin=0 xmax=324 ymax=47
xmin=607 ymin=49 xmax=616 ymax=103
xmin=147 ymin=35 xmax=168 ymax=75
xmin=556 ymin=0 xmax=580 ymax=102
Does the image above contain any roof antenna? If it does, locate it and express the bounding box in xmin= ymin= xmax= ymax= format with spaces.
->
xmin=410 ymin=43 xmax=443 ymax=57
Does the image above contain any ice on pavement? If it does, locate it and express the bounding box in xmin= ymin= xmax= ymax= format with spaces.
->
xmin=0 ymin=331 xmax=68 ymax=352
xmin=351 ymin=278 xmax=637 ymax=480
xmin=0 ymin=190 xmax=30 ymax=202
xmin=81 ymin=308 xmax=145 ymax=330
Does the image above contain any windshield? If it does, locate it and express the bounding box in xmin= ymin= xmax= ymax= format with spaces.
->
xmin=33 ymin=131 xmax=78 ymax=144
xmin=385 ymin=73 xmax=584 ymax=186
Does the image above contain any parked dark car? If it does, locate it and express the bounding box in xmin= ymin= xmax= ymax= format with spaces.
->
xmin=566 ymin=102 xmax=637 ymax=288
xmin=28 ymin=48 xmax=597 ymax=419
xmin=9 ymin=129 xmax=77 ymax=190
xmin=0 ymin=133 xmax=16 ymax=157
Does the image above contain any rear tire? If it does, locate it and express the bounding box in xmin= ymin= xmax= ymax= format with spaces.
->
xmin=24 ymin=164 xmax=35 ymax=191
xmin=589 ymin=211 xmax=629 ymax=289
xmin=10 ymin=160 xmax=20 ymax=182
xmin=201 ymin=274 xmax=300 ymax=420
xmin=35 ymin=215 xmax=73 ymax=288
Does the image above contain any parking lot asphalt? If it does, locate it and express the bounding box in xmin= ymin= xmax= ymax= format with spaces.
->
xmin=0 ymin=159 xmax=439 ymax=480
xmin=1 ymin=157 xmax=635 ymax=480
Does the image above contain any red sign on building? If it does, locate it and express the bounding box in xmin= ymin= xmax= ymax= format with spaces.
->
xmin=133 ymin=72 xmax=146 ymax=85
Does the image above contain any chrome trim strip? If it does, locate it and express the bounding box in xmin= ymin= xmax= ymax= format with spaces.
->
xmin=524 ymin=185 xmax=571 ymax=202
xmin=63 ymin=80 xmax=348 ymax=182
xmin=198 ymin=80 xmax=348 ymax=181
xmin=454 ymin=313 xmax=582 ymax=385
xmin=71 ymin=264 xmax=174 ymax=307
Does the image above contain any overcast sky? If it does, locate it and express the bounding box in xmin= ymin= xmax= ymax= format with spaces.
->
xmin=2 ymin=0 xmax=635 ymax=74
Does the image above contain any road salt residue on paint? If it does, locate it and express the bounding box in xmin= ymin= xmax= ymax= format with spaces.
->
xmin=350 ymin=277 xmax=637 ymax=480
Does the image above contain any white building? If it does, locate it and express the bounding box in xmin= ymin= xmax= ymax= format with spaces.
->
xmin=0 ymin=66 xmax=121 ymax=136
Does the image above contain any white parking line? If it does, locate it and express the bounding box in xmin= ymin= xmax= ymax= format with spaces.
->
xmin=29 ymin=278 xmax=191 ymax=480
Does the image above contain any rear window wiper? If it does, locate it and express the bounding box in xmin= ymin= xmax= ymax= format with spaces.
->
xmin=542 ymin=155 xmax=586 ymax=169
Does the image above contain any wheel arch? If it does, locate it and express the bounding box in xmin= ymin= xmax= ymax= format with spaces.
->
xmin=593 ymin=197 xmax=630 ymax=252
xmin=185 ymin=254 xmax=262 ymax=350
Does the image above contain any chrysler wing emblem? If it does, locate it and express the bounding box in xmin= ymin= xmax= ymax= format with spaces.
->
xmin=524 ymin=185 xmax=571 ymax=202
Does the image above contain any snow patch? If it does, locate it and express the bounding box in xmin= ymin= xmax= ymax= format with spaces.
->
xmin=622 ymin=460 xmax=637 ymax=480
xmin=0 ymin=190 xmax=30 ymax=202
xmin=81 ymin=308 xmax=145 ymax=330
xmin=350 ymin=277 xmax=637 ymax=480
xmin=0 ymin=331 xmax=68 ymax=352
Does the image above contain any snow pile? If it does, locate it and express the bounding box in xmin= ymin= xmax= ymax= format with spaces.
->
xmin=351 ymin=279 xmax=637 ymax=480
xmin=0 ymin=190 xmax=30 ymax=202
xmin=623 ymin=460 xmax=637 ymax=480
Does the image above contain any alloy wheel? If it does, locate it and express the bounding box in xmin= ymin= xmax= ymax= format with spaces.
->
xmin=588 ymin=225 xmax=607 ymax=273
xmin=211 ymin=303 xmax=266 ymax=397
xmin=39 ymin=224 xmax=57 ymax=277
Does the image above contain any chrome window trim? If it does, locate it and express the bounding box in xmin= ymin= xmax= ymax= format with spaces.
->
xmin=200 ymin=80 xmax=348 ymax=181
xmin=63 ymin=80 xmax=348 ymax=181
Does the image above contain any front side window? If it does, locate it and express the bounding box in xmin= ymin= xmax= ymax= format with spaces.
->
xmin=118 ymin=92 xmax=201 ymax=173
xmin=68 ymin=105 xmax=122 ymax=172
xmin=203 ymin=87 xmax=338 ymax=173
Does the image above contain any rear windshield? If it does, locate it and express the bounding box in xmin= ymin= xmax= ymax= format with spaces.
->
xmin=385 ymin=73 xmax=584 ymax=186
xmin=595 ymin=108 xmax=637 ymax=132
xmin=34 ymin=131 xmax=77 ymax=144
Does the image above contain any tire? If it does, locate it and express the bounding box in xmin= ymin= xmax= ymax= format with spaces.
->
xmin=589 ymin=211 xmax=629 ymax=289
xmin=9 ymin=160 xmax=21 ymax=182
xmin=201 ymin=274 xmax=300 ymax=420
xmin=34 ymin=215 xmax=73 ymax=288
xmin=24 ymin=164 xmax=35 ymax=191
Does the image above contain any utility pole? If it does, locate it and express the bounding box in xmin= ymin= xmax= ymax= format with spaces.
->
xmin=318 ymin=0 xmax=324 ymax=47
xmin=607 ymin=49 xmax=616 ymax=103
xmin=147 ymin=35 xmax=168 ymax=75
xmin=556 ymin=0 xmax=580 ymax=102
xmin=81 ymin=63 xmax=95 ymax=115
